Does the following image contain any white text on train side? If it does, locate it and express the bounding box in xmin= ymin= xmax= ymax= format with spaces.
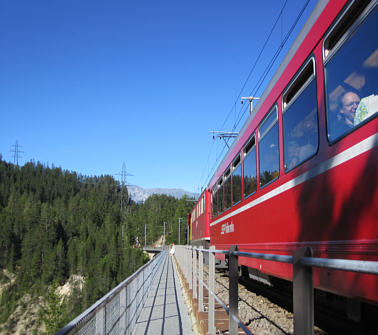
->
xmin=221 ymin=222 xmax=234 ymax=235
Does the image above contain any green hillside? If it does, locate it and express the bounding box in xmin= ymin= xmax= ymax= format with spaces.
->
xmin=0 ymin=158 xmax=193 ymax=334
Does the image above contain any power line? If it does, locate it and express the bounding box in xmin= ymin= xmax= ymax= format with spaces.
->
xmin=232 ymin=0 xmax=311 ymax=132
xmin=200 ymin=0 xmax=312 ymax=190
xmin=199 ymin=0 xmax=291 ymax=190
xmin=217 ymin=0 xmax=289 ymax=134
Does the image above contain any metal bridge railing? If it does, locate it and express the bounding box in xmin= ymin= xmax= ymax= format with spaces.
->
xmin=56 ymin=249 xmax=166 ymax=335
xmin=175 ymin=245 xmax=378 ymax=335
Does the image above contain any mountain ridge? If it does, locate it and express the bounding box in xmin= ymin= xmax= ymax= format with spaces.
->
xmin=127 ymin=185 xmax=198 ymax=202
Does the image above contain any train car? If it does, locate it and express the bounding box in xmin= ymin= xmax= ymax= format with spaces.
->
xmin=208 ymin=0 xmax=377 ymax=316
xmin=189 ymin=189 xmax=211 ymax=248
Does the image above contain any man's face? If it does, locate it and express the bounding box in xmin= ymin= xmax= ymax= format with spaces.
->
xmin=341 ymin=92 xmax=360 ymax=125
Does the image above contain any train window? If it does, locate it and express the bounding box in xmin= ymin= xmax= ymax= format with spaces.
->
xmin=224 ymin=168 xmax=231 ymax=211
xmin=211 ymin=185 xmax=217 ymax=219
xmin=243 ymin=134 xmax=257 ymax=198
xmin=232 ymin=154 xmax=242 ymax=205
xmin=259 ymin=107 xmax=279 ymax=187
xmin=283 ymin=58 xmax=318 ymax=171
xmin=324 ymin=1 xmax=377 ymax=143
xmin=217 ymin=178 xmax=224 ymax=215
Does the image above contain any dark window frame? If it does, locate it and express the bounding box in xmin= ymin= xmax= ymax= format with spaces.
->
xmin=323 ymin=0 xmax=377 ymax=144
xmin=243 ymin=134 xmax=258 ymax=199
xmin=211 ymin=185 xmax=217 ymax=219
xmin=224 ymin=167 xmax=232 ymax=211
xmin=231 ymin=153 xmax=242 ymax=206
xmin=217 ymin=177 xmax=224 ymax=215
xmin=282 ymin=56 xmax=319 ymax=172
xmin=258 ymin=105 xmax=280 ymax=188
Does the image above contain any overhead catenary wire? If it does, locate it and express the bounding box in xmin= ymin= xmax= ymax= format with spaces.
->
xmin=232 ymin=0 xmax=311 ymax=132
xmin=198 ymin=0 xmax=312 ymax=191
xmin=216 ymin=0 xmax=289 ymax=135
xmin=197 ymin=1 xmax=290 ymax=192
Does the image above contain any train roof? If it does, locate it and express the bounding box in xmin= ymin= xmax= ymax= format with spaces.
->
xmin=208 ymin=0 xmax=329 ymax=190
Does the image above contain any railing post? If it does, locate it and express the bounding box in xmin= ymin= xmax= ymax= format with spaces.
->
xmin=189 ymin=246 xmax=193 ymax=290
xmin=185 ymin=246 xmax=189 ymax=284
xmin=199 ymin=247 xmax=204 ymax=312
xmin=208 ymin=246 xmax=216 ymax=334
xmin=120 ymin=287 xmax=126 ymax=334
xmin=126 ymin=277 xmax=131 ymax=335
xmin=193 ymin=247 xmax=197 ymax=299
xmin=95 ymin=306 xmax=105 ymax=335
xmin=229 ymin=245 xmax=239 ymax=335
xmin=293 ymin=247 xmax=314 ymax=335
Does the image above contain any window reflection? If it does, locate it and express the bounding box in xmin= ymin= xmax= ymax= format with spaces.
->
xmin=259 ymin=108 xmax=279 ymax=187
xmin=283 ymin=79 xmax=318 ymax=171
xmin=211 ymin=186 xmax=217 ymax=219
xmin=224 ymin=172 xmax=231 ymax=211
xmin=243 ymin=139 xmax=257 ymax=198
xmin=217 ymin=180 xmax=223 ymax=214
xmin=325 ymin=5 xmax=378 ymax=142
xmin=232 ymin=164 xmax=242 ymax=205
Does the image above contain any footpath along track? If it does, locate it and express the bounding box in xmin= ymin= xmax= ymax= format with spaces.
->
xmin=132 ymin=253 xmax=193 ymax=335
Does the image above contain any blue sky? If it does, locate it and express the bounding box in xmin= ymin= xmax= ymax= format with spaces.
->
xmin=0 ymin=0 xmax=317 ymax=193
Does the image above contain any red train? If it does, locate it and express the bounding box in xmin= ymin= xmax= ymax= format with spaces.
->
xmin=189 ymin=190 xmax=211 ymax=248
xmin=189 ymin=0 xmax=377 ymax=314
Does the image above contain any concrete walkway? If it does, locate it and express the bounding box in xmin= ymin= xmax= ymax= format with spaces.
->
xmin=132 ymin=253 xmax=193 ymax=335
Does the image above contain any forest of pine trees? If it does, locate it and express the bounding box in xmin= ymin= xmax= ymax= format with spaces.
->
xmin=0 ymin=158 xmax=194 ymax=334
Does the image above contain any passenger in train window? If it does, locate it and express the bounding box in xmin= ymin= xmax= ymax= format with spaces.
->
xmin=285 ymin=116 xmax=317 ymax=171
xmin=328 ymin=87 xmax=377 ymax=141
xmin=328 ymin=85 xmax=377 ymax=141
xmin=335 ymin=91 xmax=360 ymax=133
xmin=294 ymin=110 xmax=317 ymax=160
xmin=283 ymin=81 xmax=318 ymax=172
xmin=324 ymin=5 xmax=377 ymax=142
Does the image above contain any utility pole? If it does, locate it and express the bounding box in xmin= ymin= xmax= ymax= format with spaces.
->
xmin=10 ymin=140 xmax=24 ymax=166
xmin=120 ymin=162 xmax=128 ymax=211
xmin=241 ymin=96 xmax=260 ymax=115
xmin=144 ymin=223 xmax=147 ymax=248
xmin=178 ymin=218 xmax=182 ymax=245
xmin=115 ymin=162 xmax=133 ymax=211
xmin=163 ymin=222 xmax=166 ymax=246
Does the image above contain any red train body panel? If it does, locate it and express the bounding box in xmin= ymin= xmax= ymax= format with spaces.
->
xmin=189 ymin=190 xmax=211 ymax=247
xmin=191 ymin=0 xmax=378 ymax=305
